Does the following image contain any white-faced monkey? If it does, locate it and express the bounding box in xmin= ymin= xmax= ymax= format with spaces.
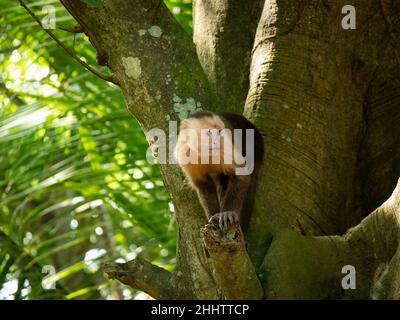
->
xmin=175 ymin=111 xmax=264 ymax=233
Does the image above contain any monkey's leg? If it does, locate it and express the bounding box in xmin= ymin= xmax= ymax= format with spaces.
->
xmin=211 ymin=175 xmax=252 ymax=232
xmin=194 ymin=178 xmax=221 ymax=219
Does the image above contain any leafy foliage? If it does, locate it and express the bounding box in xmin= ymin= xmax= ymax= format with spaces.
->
xmin=0 ymin=0 xmax=192 ymax=299
xmin=164 ymin=0 xmax=192 ymax=34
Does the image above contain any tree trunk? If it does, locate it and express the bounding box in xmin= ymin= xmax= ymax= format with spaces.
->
xmin=59 ymin=0 xmax=400 ymax=299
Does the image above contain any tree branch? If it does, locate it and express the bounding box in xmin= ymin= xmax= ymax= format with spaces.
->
xmin=201 ymin=223 xmax=264 ymax=299
xmin=193 ymin=0 xmax=263 ymax=113
xmin=243 ymin=1 xmax=392 ymax=267
xmin=260 ymin=178 xmax=400 ymax=299
xmin=103 ymin=257 xmax=175 ymax=300
xmin=58 ymin=25 xmax=84 ymax=34
xmin=18 ymin=0 xmax=117 ymax=84
xmin=59 ymin=1 xmax=219 ymax=298
xmin=59 ymin=0 xmax=211 ymax=129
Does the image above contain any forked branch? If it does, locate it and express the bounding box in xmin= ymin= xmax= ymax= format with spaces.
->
xmin=104 ymin=257 xmax=175 ymax=299
xmin=261 ymin=178 xmax=400 ymax=299
xmin=18 ymin=0 xmax=117 ymax=84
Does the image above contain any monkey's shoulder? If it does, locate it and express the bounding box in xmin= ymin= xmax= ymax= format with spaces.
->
xmin=218 ymin=113 xmax=258 ymax=131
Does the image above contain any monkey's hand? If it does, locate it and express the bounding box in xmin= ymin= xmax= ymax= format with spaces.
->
xmin=209 ymin=211 xmax=239 ymax=232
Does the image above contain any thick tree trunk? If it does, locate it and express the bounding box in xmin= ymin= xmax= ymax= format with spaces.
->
xmin=57 ymin=0 xmax=400 ymax=299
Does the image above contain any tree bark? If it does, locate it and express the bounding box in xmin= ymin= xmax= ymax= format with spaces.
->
xmin=57 ymin=0 xmax=400 ymax=299
xmin=192 ymin=0 xmax=263 ymax=113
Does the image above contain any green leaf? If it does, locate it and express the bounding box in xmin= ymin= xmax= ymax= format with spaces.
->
xmin=0 ymin=0 xmax=177 ymax=300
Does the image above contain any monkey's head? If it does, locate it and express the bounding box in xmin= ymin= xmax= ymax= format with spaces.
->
xmin=175 ymin=111 xmax=232 ymax=169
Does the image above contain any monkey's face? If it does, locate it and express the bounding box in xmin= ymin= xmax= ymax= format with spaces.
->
xmin=194 ymin=117 xmax=225 ymax=161
xmin=202 ymin=126 xmax=223 ymax=153
xmin=177 ymin=115 xmax=228 ymax=164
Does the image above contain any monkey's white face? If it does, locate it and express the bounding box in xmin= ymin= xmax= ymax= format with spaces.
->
xmin=175 ymin=113 xmax=254 ymax=175
xmin=176 ymin=115 xmax=228 ymax=164
xmin=201 ymin=128 xmax=222 ymax=153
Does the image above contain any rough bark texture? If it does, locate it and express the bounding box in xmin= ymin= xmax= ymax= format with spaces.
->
xmin=103 ymin=257 xmax=174 ymax=299
xmin=201 ymin=223 xmax=263 ymax=299
xmin=193 ymin=0 xmax=263 ymax=113
xmin=57 ymin=0 xmax=400 ymax=299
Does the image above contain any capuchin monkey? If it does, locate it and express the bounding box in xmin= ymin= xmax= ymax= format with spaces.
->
xmin=175 ymin=111 xmax=264 ymax=234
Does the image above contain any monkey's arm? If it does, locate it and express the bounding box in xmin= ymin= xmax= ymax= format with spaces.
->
xmin=221 ymin=175 xmax=251 ymax=212
xmin=219 ymin=175 xmax=253 ymax=232
xmin=194 ymin=178 xmax=221 ymax=219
